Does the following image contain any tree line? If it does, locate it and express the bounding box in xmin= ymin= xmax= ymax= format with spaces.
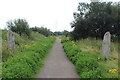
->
xmin=7 ymin=19 xmax=54 ymax=38
xmin=54 ymin=30 xmax=69 ymax=36
xmin=6 ymin=19 xmax=70 ymax=37
xmin=31 ymin=26 xmax=54 ymax=37
xmin=70 ymin=2 xmax=119 ymax=41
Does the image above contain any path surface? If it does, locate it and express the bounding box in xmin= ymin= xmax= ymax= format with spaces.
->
xmin=36 ymin=38 xmax=79 ymax=78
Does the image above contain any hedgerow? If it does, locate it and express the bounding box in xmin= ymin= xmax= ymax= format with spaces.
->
xmin=61 ymin=37 xmax=81 ymax=64
xmin=2 ymin=37 xmax=56 ymax=79
xmin=61 ymin=37 xmax=107 ymax=78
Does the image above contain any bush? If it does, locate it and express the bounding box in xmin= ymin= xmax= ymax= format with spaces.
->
xmin=61 ymin=37 xmax=81 ymax=64
xmin=75 ymin=52 xmax=99 ymax=74
xmin=2 ymin=37 xmax=56 ymax=78
xmin=80 ymin=69 xmax=102 ymax=78
xmin=61 ymin=37 xmax=108 ymax=78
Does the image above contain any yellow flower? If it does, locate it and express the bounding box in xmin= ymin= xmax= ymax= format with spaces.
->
xmin=109 ymin=69 xmax=117 ymax=73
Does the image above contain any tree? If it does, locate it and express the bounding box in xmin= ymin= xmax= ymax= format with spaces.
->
xmin=62 ymin=30 xmax=69 ymax=35
xmin=71 ymin=2 xmax=119 ymax=41
xmin=31 ymin=26 xmax=53 ymax=37
xmin=54 ymin=31 xmax=62 ymax=35
xmin=7 ymin=19 xmax=31 ymax=37
xmin=54 ymin=30 xmax=69 ymax=36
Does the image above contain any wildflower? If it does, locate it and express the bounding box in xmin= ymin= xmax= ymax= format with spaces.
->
xmin=109 ymin=69 xmax=117 ymax=73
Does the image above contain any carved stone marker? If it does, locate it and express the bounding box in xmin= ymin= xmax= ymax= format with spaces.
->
xmin=7 ymin=30 xmax=15 ymax=49
xmin=102 ymin=32 xmax=111 ymax=58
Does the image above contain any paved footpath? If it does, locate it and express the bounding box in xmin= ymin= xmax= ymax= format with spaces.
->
xmin=36 ymin=38 xmax=79 ymax=78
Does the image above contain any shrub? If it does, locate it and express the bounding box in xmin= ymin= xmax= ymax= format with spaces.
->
xmin=61 ymin=37 xmax=81 ymax=64
xmin=61 ymin=37 xmax=108 ymax=78
xmin=75 ymin=52 xmax=99 ymax=74
xmin=80 ymin=69 xmax=102 ymax=78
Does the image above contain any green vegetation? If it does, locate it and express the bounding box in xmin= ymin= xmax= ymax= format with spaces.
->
xmin=66 ymin=1 xmax=119 ymax=78
xmin=2 ymin=18 xmax=57 ymax=79
xmin=31 ymin=26 xmax=54 ymax=37
xmin=2 ymin=18 xmax=56 ymax=79
xmin=2 ymin=36 xmax=55 ymax=78
xmin=2 ymin=30 xmax=45 ymax=62
xmin=1 ymin=1 xmax=119 ymax=78
xmin=77 ymin=38 xmax=118 ymax=78
xmin=70 ymin=2 xmax=119 ymax=41
xmin=7 ymin=19 xmax=31 ymax=38
xmin=54 ymin=30 xmax=69 ymax=36
xmin=61 ymin=37 xmax=118 ymax=78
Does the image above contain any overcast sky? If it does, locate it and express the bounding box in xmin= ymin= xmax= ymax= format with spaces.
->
xmin=0 ymin=0 xmax=119 ymax=32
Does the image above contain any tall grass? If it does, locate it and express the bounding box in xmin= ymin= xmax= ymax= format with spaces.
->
xmin=2 ymin=30 xmax=45 ymax=62
xmin=76 ymin=38 xmax=118 ymax=78
xmin=2 ymin=37 xmax=56 ymax=78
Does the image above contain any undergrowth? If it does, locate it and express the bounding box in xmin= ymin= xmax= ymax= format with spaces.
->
xmin=61 ymin=37 xmax=118 ymax=78
xmin=2 ymin=33 xmax=56 ymax=79
xmin=2 ymin=30 xmax=45 ymax=62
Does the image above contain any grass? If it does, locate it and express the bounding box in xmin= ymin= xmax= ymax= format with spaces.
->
xmin=76 ymin=38 xmax=118 ymax=78
xmin=2 ymin=37 xmax=56 ymax=78
xmin=2 ymin=30 xmax=45 ymax=62
xmin=2 ymin=30 xmax=56 ymax=78
xmin=61 ymin=37 xmax=118 ymax=78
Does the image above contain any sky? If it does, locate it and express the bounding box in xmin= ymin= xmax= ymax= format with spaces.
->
xmin=0 ymin=0 xmax=119 ymax=32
